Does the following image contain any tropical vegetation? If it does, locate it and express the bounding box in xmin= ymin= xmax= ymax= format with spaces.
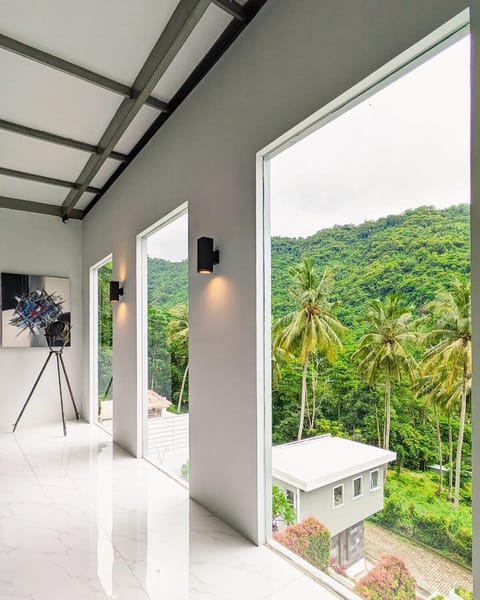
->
xmin=273 ymin=516 xmax=331 ymax=571
xmin=353 ymin=555 xmax=416 ymax=600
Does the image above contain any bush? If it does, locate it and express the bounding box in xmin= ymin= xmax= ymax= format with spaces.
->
xmin=412 ymin=512 xmax=449 ymax=548
xmin=455 ymin=587 xmax=473 ymax=600
xmin=272 ymin=485 xmax=296 ymax=528
xmin=180 ymin=460 xmax=189 ymax=481
xmin=273 ymin=516 xmax=330 ymax=571
xmin=370 ymin=471 xmax=472 ymax=565
xmin=377 ymin=494 xmax=406 ymax=528
xmin=354 ymin=555 xmax=416 ymax=600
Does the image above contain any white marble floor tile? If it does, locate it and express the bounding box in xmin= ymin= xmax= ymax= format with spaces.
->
xmin=0 ymin=421 xmax=339 ymax=600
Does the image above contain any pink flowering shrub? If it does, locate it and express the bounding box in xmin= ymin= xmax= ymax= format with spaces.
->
xmin=273 ymin=516 xmax=330 ymax=571
xmin=354 ymin=555 xmax=416 ymax=600
xmin=329 ymin=558 xmax=347 ymax=575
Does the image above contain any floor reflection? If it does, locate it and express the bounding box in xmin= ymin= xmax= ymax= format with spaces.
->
xmin=1 ymin=421 xmax=337 ymax=600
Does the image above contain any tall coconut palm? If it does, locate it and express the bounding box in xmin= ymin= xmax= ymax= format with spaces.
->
xmin=414 ymin=368 xmax=451 ymax=495
xmin=421 ymin=280 xmax=471 ymax=509
xmin=273 ymin=258 xmax=346 ymax=440
xmin=353 ymin=293 xmax=417 ymax=452
xmin=168 ymin=304 xmax=189 ymax=412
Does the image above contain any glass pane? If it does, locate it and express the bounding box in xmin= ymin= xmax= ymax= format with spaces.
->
xmin=269 ymin=35 xmax=472 ymax=596
xmin=354 ymin=478 xmax=362 ymax=498
xmin=145 ymin=212 xmax=189 ymax=482
xmin=334 ymin=486 xmax=343 ymax=507
xmin=97 ymin=261 xmax=113 ymax=431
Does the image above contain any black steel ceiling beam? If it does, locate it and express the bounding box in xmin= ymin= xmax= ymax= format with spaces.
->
xmin=0 ymin=118 xmax=128 ymax=162
xmin=212 ymin=0 xmax=247 ymax=21
xmin=0 ymin=195 xmax=83 ymax=220
xmin=0 ymin=33 xmax=169 ymax=112
xmin=83 ymin=0 xmax=268 ymax=218
xmin=62 ymin=0 xmax=211 ymax=219
xmin=0 ymin=166 xmax=101 ymax=193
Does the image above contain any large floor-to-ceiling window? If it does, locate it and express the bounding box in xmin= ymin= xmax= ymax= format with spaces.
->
xmin=91 ymin=256 xmax=113 ymax=432
xmin=139 ymin=206 xmax=189 ymax=481
xmin=261 ymin=18 xmax=472 ymax=599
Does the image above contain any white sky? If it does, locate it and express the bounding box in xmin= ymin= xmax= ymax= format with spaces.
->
xmin=147 ymin=212 xmax=188 ymax=261
xmin=270 ymin=36 xmax=471 ymax=238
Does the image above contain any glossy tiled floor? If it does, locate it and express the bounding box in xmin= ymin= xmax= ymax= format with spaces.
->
xmin=0 ymin=421 xmax=338 ymax=600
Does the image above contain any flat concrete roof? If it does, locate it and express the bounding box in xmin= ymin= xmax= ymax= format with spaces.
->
xmin=272 ymin=434 xmax=396 ymax=492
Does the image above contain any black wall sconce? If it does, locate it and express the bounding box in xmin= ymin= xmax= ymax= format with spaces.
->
xmin=109 ymin=281 xmax=124 ymax=302
xmin=197 ymin=237 xmax=220 ymax=274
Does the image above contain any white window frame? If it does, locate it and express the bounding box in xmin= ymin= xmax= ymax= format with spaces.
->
xmin=370 ymin=469 xmax=380 ymax=492
xmin=353 ymin=476 xmax=363 ymax=499
xmin=333 ymin=484 xmax=344 ymax=509
xmin=136 ymin=203 xmax=188 ymax=467
xmin=256 ymin=9 xmax=471 ymax=546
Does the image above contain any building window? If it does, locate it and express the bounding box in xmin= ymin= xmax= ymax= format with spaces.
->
xmin=333 ymin=484 xmax=344 ymax=508
xmin=370 ymin=469 xmax=380 ymax=491
xmin=285 ymin=488 xmax=296 ymax=510
xmin=353 ymin=476 xmax=362 ymax=498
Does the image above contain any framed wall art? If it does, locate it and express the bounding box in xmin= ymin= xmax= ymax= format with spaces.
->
xmin=1 ymin=273 xmax=71 ymax=348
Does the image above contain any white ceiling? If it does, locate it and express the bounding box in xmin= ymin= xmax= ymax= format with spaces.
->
xmin=0 ymin=50 xmax=123 ymax=142
xmin=0 ymin=0 xmax=181 ymax=85
xmin=152 ymin=4 xmax=232 ymax=102
xmin=0 ymin=0 xmax=251 ymax=217
xmin=0 ymin=130 xmax=90 ymax=179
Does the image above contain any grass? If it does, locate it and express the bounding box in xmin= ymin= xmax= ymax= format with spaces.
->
xmin=387 ymin=468 xmax=471 ymax=523
xmin=369 ymin=468 xmax=472 ymax=566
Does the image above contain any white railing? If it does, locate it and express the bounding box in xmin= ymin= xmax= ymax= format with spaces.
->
xmin=147 ymin=413 xmax=189 ymax=475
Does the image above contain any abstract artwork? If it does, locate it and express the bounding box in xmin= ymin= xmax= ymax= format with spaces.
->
xmin=1 ymin=273 xmax=71 ymax=347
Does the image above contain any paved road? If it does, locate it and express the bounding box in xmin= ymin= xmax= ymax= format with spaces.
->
xmin=364 ymin=523 xmax=472 ymax=597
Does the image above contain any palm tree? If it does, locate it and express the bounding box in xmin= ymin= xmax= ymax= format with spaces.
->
xmin=353 ymin=293 xmax=417 ymax=452
xmin=273 ymin=258 xmax=346 ymax=440
xmin=414 ymin=368 xmax=451 ymax=495
xmin=168 ymin=304 xmax=189 ymax=412
xmin=421 ymin=280 xmax=471 ymax=509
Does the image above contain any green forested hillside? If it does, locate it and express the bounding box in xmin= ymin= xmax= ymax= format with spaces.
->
xmin=147 ymin=256 xmax=188 ymax=308
xmin=272 ymin=204 xmax=470 ymax=326
xmin=271 ymin=204 xmax=470 ymax=472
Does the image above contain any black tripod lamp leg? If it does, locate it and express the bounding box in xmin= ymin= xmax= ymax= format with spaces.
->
xmin=56 ymin=354 xmax=67 ymax=436
xmin=59 ymin=354 xmax=80 ymax=420
xmin=13 ymin=352 xmax=54 ymax=432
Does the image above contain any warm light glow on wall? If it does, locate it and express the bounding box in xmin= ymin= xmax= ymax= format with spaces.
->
xmin=116 ymin=300 xmax=128 ymax=324
xmin=203 ymin=275 xmax=232 ymax=317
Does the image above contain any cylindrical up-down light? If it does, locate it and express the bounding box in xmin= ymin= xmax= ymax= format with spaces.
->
xmin=197 ymin=237 xmax=220 ymax=274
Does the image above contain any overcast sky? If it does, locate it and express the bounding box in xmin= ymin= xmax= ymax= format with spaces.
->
xmin=147 ymin=212 xmax=188 ymax=261
xmin=271 ymin=36 xmax=470 ymax=238
xmin=147 ymin=36 xmax=470 ymax=258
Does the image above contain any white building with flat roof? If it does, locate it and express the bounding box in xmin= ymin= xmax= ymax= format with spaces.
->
xmin=273 ymin=435 xmax=396 ymax=570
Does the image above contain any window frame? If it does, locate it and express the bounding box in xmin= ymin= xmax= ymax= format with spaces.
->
xmin=353 ymin=476 xmax=363 ymax=499
xmin=370 ymin=469 xmax=380 ymax=492
xmin=333 ymin=483 xmax=345 ymax=509
xmin=285 ymin=488 xmax=296 ymax=511
xmin=256 ymin=9 xmax=473 ymax=555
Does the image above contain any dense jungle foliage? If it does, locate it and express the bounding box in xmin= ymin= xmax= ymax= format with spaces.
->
xmin=271 ymin=204 xmax=471 ymax=473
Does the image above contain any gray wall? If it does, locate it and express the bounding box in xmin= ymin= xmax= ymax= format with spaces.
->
xmin=0 ymin=209 xmax=83 ymax=431
xmin=298 ymin=469 xmax=385 ymax=538
xmin=81 ymin=0 xmax=477 ymax=554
